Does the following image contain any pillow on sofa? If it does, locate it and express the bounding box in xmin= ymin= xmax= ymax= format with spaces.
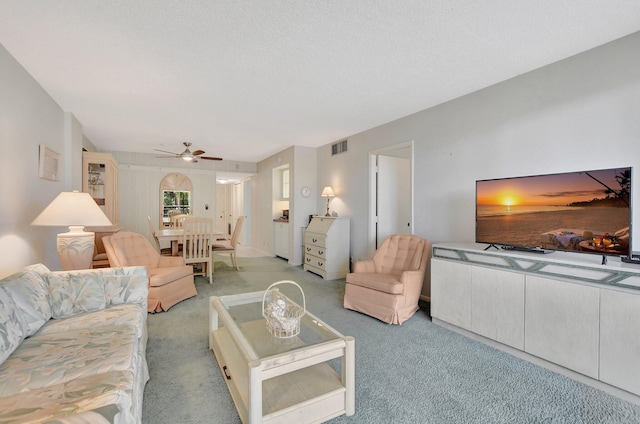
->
xmin=0 ymin=287 xmax=28 ymax=364
xmin=0 ymin=268 xmax=52 ymax=336
xmin=103 ymin=274 xmax=148 ymax=306
xmin=46 ymin=272 xmax=106 ymax=319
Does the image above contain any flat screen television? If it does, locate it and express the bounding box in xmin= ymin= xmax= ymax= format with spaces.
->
xmin=476 ymin=167 xmax=632 ymax=257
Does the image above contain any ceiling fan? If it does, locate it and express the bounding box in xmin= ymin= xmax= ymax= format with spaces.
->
xmin=154 ymin=142 xmax=222 ymax=163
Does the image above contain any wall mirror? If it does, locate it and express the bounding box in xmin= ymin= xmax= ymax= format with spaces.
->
xmin=159 ymin=173 xmax=193 ymax=227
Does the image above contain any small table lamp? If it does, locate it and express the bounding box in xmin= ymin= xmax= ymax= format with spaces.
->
xmin=321 ymin=186 xmax=335 ymax=217
xmin=31 ymin=191 xmax=112 ymax=270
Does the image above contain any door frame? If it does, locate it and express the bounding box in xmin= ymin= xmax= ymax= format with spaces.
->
xmin=368 ymin=140 xmax=414 ymax=257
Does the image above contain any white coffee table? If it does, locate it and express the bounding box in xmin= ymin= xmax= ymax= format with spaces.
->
xmin=209 ymin=290 xmax=355 ymax=423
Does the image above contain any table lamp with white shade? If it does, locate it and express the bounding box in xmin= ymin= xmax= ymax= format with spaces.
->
xmin=321 ymin=186 xmax=335 ymax=217
xmin=31 ymin=191 xmax=112 ymax=270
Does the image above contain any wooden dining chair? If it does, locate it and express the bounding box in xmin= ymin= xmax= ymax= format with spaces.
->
xmin=147 ymin=216 xmax=172 ymax=256
xmin=182 ymin=217 xmax=214 ymax=283
xmin=171 ymin=213 xmax=189 ymax=228
xmin=212 ymin=216 xmax=244 ymax=271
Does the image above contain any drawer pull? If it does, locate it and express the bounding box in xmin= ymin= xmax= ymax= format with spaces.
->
xmin=306 ymin=247 xmax=311 ymax=252
xmin=306 ymin=258 xmax=311 ymax=262
xmin=312 ymin=238 xmax=318 ymax=243
xmin=318 ymin=262 xmax=324 ymax=266
xmin=223 ymin=365 xmax=232 ymax=380
xmin=318 ymin=250 xmax=324 ymax=255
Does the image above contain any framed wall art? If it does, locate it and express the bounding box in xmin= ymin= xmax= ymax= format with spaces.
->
xmin=38 ymin=144 xmax=60 ymax=181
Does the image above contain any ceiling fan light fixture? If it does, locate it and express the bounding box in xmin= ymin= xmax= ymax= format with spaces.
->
xmin=153 ymin=142 xmax=222 ymax=162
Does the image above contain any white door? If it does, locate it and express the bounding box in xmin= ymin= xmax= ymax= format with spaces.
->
xmin=369 ymin=142 xmax=413 ymax=254
xmin=215 ymin=185 xmax=227 ymax=235
xmin=377 ymin=154 xmax=411 ymax=246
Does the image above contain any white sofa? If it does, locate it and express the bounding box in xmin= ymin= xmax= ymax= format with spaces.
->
xmin=0 ymin=264 xmax=149 ymax=424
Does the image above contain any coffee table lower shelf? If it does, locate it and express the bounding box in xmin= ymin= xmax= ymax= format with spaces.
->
xmin=211 ymin=325 xmax=354 ymax=423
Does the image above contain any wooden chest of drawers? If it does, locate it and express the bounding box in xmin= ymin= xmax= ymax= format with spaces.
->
xmin=304 ymin=216 xmax=350 ymax=280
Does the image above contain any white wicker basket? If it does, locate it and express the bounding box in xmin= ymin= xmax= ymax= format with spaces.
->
xmin=262 ymin=280 xmax=306 ymax=338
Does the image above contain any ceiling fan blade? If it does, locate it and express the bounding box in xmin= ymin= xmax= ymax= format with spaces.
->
xmin=192 ymin=149 xmax=205 ymax=156
xmin=201 ymin=156 xmax=223 ymax=161
xmin=155 ymin=154 xmax=179 ymax=158
xmin=153 ymin=148 xmax=180 ymax=156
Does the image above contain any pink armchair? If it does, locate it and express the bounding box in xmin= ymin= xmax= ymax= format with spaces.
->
xmin=344 ymin=234 xmax=431 ymax=324
xmin=103 ymin=231 xmax=197 ymax=313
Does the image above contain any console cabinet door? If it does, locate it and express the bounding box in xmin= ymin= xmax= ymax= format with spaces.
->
xmin=524 ymin=275 xmax=600 ymax=379
xmin=431 ymin=259 xmax=471 ymax=330
xmin=274 ymin=222 xmax=289 ymax=259
xmin=599 ymin=288 xmax=640 ymax=396
xmin=471 ymin=266 xmax=525 ymax=350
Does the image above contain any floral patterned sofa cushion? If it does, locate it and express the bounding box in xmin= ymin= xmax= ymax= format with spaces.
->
xmin=0 ymin=288 xmax=28 ymax=364
xmin=45 ymin=272 xmax=107 ymax=319
xmin=0 ymin=370 xmax=133 ymax=424
xmin=0 ymin=266 xmax=51 ymax=337
xmin=38 ymin=303 xmax=146 ymax=340
xmin=0 ymin=324 xmax=138 ymax=398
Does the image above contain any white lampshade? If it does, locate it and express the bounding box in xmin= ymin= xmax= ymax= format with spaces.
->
xmin=31 ymin=191 xmax=112 ymax=227
xmin=32 ymin=191 xmax=112 ymax=270
xmin=321 ymin=186 xmax=335 ymax=197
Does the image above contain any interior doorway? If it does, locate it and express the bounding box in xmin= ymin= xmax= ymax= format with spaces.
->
xmin=369 ymin=142 xmax=413 ymax=255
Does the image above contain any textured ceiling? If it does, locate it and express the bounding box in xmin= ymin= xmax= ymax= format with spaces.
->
xmin=1 ymin=1 xmax=639 ymax=163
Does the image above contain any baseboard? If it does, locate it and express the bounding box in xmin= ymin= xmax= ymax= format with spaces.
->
xmin=432 ymin=318 xmax=640 ymax=407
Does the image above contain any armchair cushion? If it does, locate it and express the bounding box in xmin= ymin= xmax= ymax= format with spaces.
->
xmin=148 ymin=266 xmax=193 ymax=287
xmin=345 ymin=273 xmax=403 ymax=295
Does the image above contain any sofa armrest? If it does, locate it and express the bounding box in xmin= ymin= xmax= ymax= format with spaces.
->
xmin=158 ymin=256 xmax=186 ymax=268
xmin=353 ymin=260 xmax=375 ymax=273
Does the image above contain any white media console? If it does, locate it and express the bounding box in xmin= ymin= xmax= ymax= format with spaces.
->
xmin=431 ymin=242 xmax=640 ymax=401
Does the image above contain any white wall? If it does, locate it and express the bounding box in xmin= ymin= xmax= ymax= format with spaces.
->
xmin=318 ymin=32 xmax=640 ymax=263
xmin=0 ymin=44 xmax=67 ymax=276
xmin=254 ymin=146 xmax=317 ymax=264
xmin=292 ymin=146 xmax=318 ymax=265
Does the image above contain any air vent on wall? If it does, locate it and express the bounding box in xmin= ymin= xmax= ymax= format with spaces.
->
xmin=331 ymin=139 xmax=348 ymax=155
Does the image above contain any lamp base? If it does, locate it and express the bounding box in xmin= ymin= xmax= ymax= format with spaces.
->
xmin=57 ymin=226 xmax=95 ymax=270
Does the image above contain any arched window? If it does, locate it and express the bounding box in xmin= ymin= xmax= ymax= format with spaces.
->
xmin=160 ymin=173 xmax=193 ymax=226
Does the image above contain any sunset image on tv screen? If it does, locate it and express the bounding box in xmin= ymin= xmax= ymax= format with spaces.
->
xmin=476 ymin=167 xmax=631 ymax=256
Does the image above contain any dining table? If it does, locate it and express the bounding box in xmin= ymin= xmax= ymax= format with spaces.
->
xmin=155 ymin=228 xmax=225 ymax=256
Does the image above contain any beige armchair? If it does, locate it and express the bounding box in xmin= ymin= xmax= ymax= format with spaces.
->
xmin=344 ymin=234 xmax=431 ymax=324
xmin=103 ymin=231 xmax=197 ymax=313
